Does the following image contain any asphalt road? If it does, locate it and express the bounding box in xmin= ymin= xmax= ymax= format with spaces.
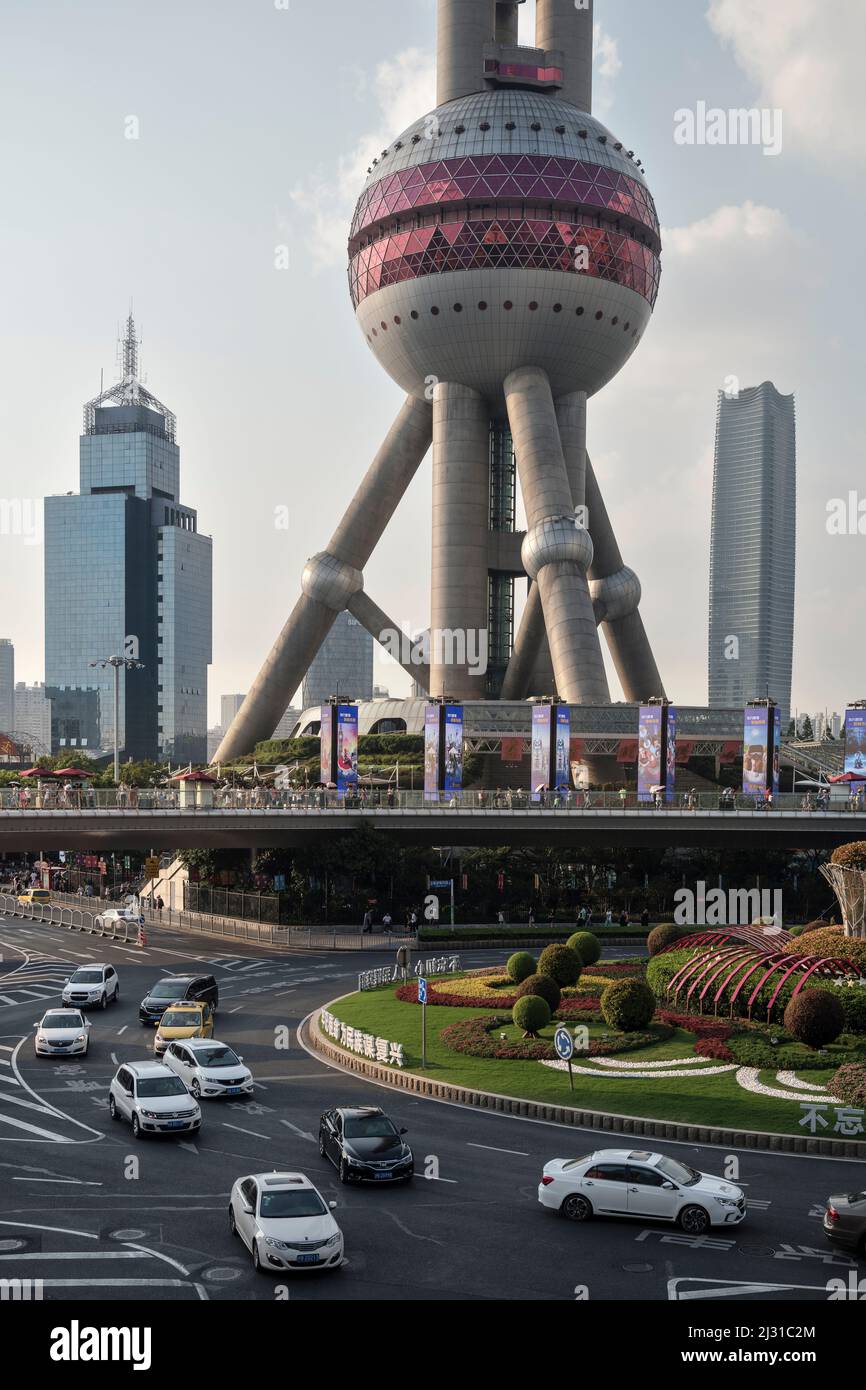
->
xmin=0 ymin=916 xmax=863 ymax=1304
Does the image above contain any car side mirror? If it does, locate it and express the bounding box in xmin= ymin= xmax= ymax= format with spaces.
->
xmin=329 ymin=1201 xmax=337 ymax=1210
xmin=237 ymin=1055 xmax=243 ymax=1062
xmin=242 ymin=1204 xmax=254 ymax=1215
xmin=399 ymin=1127 xmax=408 ymax=1135
xmin=662 ymin=1181 xmax=677 ymax=1190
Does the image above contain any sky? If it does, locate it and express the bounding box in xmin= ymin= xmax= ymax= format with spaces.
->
xmin=0 ymin=0 xmax=864 ymax=727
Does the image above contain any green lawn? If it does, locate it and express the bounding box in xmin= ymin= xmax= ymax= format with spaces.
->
xmin=321 ymin=986 xmax=863 ymax=1144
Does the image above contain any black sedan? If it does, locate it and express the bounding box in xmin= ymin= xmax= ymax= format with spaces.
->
xmin=319 ymin=1106 xmax=414 ymax=1184
xmin=824 ymin=1190 xmax=866 ymax=1254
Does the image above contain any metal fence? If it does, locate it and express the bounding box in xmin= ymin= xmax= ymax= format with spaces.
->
xmin=0 ymin=891 xmax=141 ymax=943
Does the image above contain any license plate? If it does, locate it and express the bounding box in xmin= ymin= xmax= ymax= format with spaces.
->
xmin=165 ymin=1121 xmax=186 ymax=1129
xmin=296 ymin=1253 xmax=320 ymax=1264
xmin=226 ymin=1087 xmax=242 ymax=1094
xmin=374 ymin=1172 xmax=393 ymax=1180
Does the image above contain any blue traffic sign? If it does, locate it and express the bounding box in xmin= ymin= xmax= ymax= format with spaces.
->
xmin=418 ymin=977 xmax=428 ymax=1005
xmin=430 ymin=879 xmax=451 ymax=889
xmin=553 ymin=1026 xmax=574 ymax=1061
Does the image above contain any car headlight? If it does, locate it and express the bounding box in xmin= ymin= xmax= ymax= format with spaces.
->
xmin=141 ymin=1110 xmax=161 ymax=1119
xmin=265 ymin=1237 xmax=289 ymax=1250
xmin=346 ymin=1155 xmax=363 ymax=1166
xmin=715 ymin=1196 xmax=739 ymax=1207
xmin=324 ymin=1233 xmax=341 ymax=1247
xmin=36 ymin=1034 xmax=45 ymax=1044
xmin=75 ymin=1035 xmax=86 ymax=1044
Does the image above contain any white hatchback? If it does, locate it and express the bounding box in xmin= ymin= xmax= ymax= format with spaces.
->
xmin=162 ymin=1038 xmax=254 ymax=1099
xmin=61 ymin=963 xmax=119 ymax=1010
xmin=108 ymin=1061 xmax=201 ymax=1139
xmin=229 ymin=1172 xmax=343 ymax=1274
xmin=34 ymin=1009 xmax=91 ymax=1057
xmin=538 ymin=1148 xmax=746 ymax=1234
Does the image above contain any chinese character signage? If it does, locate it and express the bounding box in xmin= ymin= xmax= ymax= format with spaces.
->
xmin=531 ymin=704 xmax=552 ymax=802
xmin=443 ymin=705 xmax=463 ymax=794
xmin=555 ymin=706 xmax=571 ymax=792
xmin=424 ymin=704 xmax=440 ymax=802
xmin=336 ymin=704 xmax=358 ymax=795
xmin=637 ymin=706 xmax=662 ymax=803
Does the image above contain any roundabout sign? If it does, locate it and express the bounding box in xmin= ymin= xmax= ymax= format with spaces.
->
xmin=554 ymin=1025 xmax=575 ymax=1090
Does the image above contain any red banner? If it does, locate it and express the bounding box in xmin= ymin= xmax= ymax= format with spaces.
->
xmin=569 ymin=737 xmax=585 ymax=762
xmin=500 ymin=737 xmax=524 ymax=763
xmin=617 ymin=739 xmax=638 ymax=764
xmin=675 ymin=741 xmax=695 ymax=763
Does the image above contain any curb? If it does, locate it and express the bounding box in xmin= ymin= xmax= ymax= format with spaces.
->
xmin=304 ymin=995 xmax=866 ymax=1160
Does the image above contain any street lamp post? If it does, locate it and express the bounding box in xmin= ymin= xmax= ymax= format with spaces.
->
xmin=89 ymin=655 xmax=145 ymax=784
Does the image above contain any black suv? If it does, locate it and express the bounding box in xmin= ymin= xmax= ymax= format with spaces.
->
xmin=138 ymin=974 xmax=219 ymax=1026
xmin=319 ymin=1106 xmax=413 ymax=1184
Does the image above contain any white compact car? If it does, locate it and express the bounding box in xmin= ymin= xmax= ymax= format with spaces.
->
xmin=61 ymin=963 xmax=119 ymax=1010
xmin=229 ymin=1172 xmax=343 ymax=1274
xmin=162 ymin=1038 xmax=254 ymax=1099
xmin=538 ymin=1148 xmax=746 ymax=1233
xmin=34 ymin=1009 xmax=91 ymax=1057
xmin=108 ymin=1061 xmax=201 ymax=1139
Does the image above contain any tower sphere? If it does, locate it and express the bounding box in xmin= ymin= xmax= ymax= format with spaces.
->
xmin=349 ymin=90 xmax=662 ymax=405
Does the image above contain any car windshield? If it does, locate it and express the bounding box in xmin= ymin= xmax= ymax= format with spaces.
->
xmin=149 ymin=981 xmax=189 ymax=999
xmin=162 ymin=1010 xmax=201 ymax=1028
xmin=70 ymin=969 xmax=102 ymax=984
xmin=195 ymin=1046 xmax=239 ymax=1068
xmin=259 ymin=1190 xmax=327 ymax=1218
xmin=656 ymin=1156 xmax=701 ymax=1186
xmin=42 ymin=1013 xmax=82 ymax=1029
xmin=343 ymin=1115 xmax=398 ymax=1139
xmin=136 ymin=1076 xmax=187 ymax=1098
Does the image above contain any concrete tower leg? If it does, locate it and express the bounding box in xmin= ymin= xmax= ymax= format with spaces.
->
xmin=536 ymin=0 xmax=594 ymax=112
xmin=347 ymin=590 xmax=430 ymax=692
xmin=504 ymin=367 xmax=608 ymax=703
xmin=430 ymin=383 xmax=491 ymax=700
xmin=437 ymin=0 xmax=497 ymax=106
xmin=495 ymin=1 xmax=520 ymax=45
xmin=585 ymin=455 xmax=665 ymax=701
xmin=213 ymin=396 xmax=433 ymax=762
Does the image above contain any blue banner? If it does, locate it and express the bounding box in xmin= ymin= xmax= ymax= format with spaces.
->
xmin=335 ymin=704 xmax=358 ymax=795
xmin=443 ymin=705 xmax=463 ymax=794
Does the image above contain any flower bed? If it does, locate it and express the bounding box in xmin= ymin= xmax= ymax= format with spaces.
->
xmin=439 ymin=1013 xmax=673 ymax=1060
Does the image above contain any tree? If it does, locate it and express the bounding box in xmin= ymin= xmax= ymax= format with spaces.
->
xmin=800 ymin=715 xmax=814 ymax=741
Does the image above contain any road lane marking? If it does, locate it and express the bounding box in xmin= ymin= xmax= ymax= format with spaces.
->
xmin=0 ymin=1219 xmax=98 ymax=1238
xmin=13 ymin=1176 xmax=102 ymax=1185
xmin=279 ymin=1119 xmax=315 ymax=1142
xmin=467 ymin=1142 xmax=530 ymax=1156
xmin=223 ymin=1122 xmax=270 ymax=1140
xmin=228 ymin=1006 xmax=243 ymax=1014
xmin=117 ymin=1026 xmax=128 ymax=1035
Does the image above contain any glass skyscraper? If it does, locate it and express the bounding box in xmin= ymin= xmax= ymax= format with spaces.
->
xmin=708 ymin=381 xmax=796 ymax=723
xmin=301 ymin=611 xmax=373 ymax=707
xmin=44 ymin=317 xmax=212 ymax=762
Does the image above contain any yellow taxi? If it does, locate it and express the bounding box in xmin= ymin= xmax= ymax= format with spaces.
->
xmin=153 ymin=1001 xmax=214 ymax=1056
xmin=18 ymin=888 xmax=51 ymax=906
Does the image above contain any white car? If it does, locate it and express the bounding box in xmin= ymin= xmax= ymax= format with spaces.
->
xmin=61 ymin=963 xmax=119 ymax=1010
xmin=229 ymin=1172 xmax=343 ymax=1274
xmin=538 ymin=1148 xmax=746 ymax=1234
xmin=108 ymin=1061 xmax=201 ymax=1140
xmin=162 ymin=1038 xmax=254 ymax=1099
xmin=34 ymin=1009 xmax=91 ymax=1057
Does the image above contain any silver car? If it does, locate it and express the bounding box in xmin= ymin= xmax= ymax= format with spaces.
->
xmin=229 ymin=1172 xmax=343 ymax=1274
xmin=34 ymin=1009 xmax=91 ymax=1057
xmin=108 ymin=1061 xmax=201 ymax=1140
xmin=162 ymin=1038 xmax=254 ymax=1099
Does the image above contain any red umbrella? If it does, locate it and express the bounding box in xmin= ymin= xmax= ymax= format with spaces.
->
xmin=53 ymin=767 xmax=95 ymax=779
xmin=829 ymin=771 xmax=866 ymax=783
xmin=20 ymin=767 xmax=59 ymax=778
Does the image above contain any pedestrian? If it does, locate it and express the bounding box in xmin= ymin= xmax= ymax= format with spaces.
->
xmin=155 ymin=894 xmax=164 ymax=916
xmin=409 ymin=910 xmax=418 ymax=931
xmin=528 ymin=906 xmax=535 ymax=928
xmin=641 ymin=908 xmax=650 ymax=929
xmin=604 ymin=907 xmax=613 ymax=925
xmin=382 ymin=912 xmax=392 ymax=933
xmin=619 ymin=909 xmax=629 ymax=928
xmin=497 ymin=909 xmax=505 ymax=925
xmin=618 ymin=786 xmax=628 ymax=808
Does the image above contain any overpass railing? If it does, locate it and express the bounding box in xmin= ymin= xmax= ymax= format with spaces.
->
xmin=0 ymin=891 xmax=141 ymax=942
xmin=0 ymin=788 xmax=864 ymax=813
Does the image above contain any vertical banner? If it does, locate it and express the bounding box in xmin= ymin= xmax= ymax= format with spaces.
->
xmin=336 ymin=704 xmax=358 ymax=796
xmin=320 ymin=703 xmax=333 ymax=786
xmin=637 ymin=706 xmax=663 ymax=802
xmin=443 ymin=705 xmax=463 ymax=795
xmin=531 ymin=705 xmax=552 ymax=802
xmin=424 ymin=704 xmax=441 ymax=802
xmin=742 ymin=706 xmax=770 ymax=795
xmin=844 ymin=708 xmax=866 ymax=783
xmin=665 ymin=705 xmax=677 ymax=803
xmin=555 ymin=706 xmax=571 ymax=792
xmin=772 ymin=706 xmax=781 ymax=798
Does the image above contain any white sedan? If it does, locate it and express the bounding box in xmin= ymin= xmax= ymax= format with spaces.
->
xmin=538 ymin=1148 xmax=746 ymax=1234
xmin=162 ymin=1038 xmax=254 ymax=1099
xmin=34 ymin=1009 xmax=91 ymax=1057
xmin=229 ymin=1172 xmax=344 ymax=1274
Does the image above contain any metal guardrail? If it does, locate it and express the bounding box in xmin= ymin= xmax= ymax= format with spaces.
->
xmin=0 ymin=891 xmax=141 ymax=942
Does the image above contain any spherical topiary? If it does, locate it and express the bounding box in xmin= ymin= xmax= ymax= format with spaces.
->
xmin=829 ymin=1063 xmax=866 ymax=1108
xmin=799 ymin=919 xmax=831 ymax=935
xmin=783 ymin=989 xmax=845 ymax=1049
xmin=567 ymin=931 xmax=601 ymax=966
xmin=830 ymin=842 xmax=866 ymax=871
xmin=512 ymin=994 xmax=551 ymax=1038
xmin=506 ymin=951 xmax=536 ymax=984
xmin=600 ymin=978 xmax=656 ymax=1032
xmin=537 ymin=943 xmax=583 ymax=986
xmin=647 ymin=924 xmax=687 ymax=957
xmin=515 ymin=973 xmax=561 ymax=1013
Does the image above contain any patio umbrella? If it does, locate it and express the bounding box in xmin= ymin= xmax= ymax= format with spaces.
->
xmin=829 ymin=771 xmax=866 ymax=783
xmin=20 ymin=767 xmax=59 ymax=778
xmin=53 ymin=767 xmax=95 ymax=779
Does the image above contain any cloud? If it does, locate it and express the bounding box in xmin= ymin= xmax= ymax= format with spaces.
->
xmin=593 ymin=23 xmax=621 ymax=81
xmin=291 ymin=48 xmax=435 ymax=271
xmin=706 ymin=0 xmax=865 ymax=169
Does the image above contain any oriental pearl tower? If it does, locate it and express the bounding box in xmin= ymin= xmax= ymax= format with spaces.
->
xmin=215 ymin=0 xmax=664 ymax=763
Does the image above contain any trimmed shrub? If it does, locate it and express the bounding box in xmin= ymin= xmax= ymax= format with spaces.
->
xmin=537 ymin=943 xmax=583 ymax=986
xmin=646 ymin=948 xmax=695 ymax=998
xmin=830 ymin=1063 xmax=866 ymax=1108
xmin=782 ymin=927 xmax=866 ymax=972
xmin=647 ymin=924 xmax=688 ymax=957
xmin=601 ymin=978 xmax=656 ymax=1032
xmin=783 ymin=990 xmax=845 ymax=1049
xmin=506 ymin=951 xmax=536 ymax=984
xmin=567 ymin=931 xmax=601 ymax=966
xmin=799 ymin=918 xmax=831 ymax=934
xmin=515 ymin=973 xmax=561 ymax=1013
xmin=694 ymin=1038 xmax=734 ymax=1061
xmin=830 ymin=842 xmax=866 ymax=871
xmin=512 ymin=995 xmax=551 ymax=1038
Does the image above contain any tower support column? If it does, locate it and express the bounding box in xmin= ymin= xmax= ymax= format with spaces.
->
xmin=430 ymin=383 xmax=490 ymax=700
xmin=504 ymin=367 xmax=607 ymax=703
